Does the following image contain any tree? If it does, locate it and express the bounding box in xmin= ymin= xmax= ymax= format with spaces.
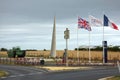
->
xmin=108 ymin=46 xmax=120 ymax=51
xmin=95 ymin=46 xmax=103 ymax=51
xmin=43 ymin=49 xmax=47 ymax=51
xmin=0 ymin=48 xmax=8 ymax=51
xmin=74 ymin=48 xmax=78 ymax=51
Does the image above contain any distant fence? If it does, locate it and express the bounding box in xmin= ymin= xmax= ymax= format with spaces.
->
xmin=0 ymin=57 xmax=40 ymax=65
xmin=0 ymin=57 xmax=119 ymax=66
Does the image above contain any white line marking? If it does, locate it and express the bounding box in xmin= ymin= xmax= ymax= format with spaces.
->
xmin=1 ymin=77 xmax=7 ymax=79
xmin=8 ymin=72 xmax=42 ymax=78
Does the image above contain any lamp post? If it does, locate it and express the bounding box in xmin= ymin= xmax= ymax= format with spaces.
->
xmin=64 ymin=28 xmax=70 ymax=67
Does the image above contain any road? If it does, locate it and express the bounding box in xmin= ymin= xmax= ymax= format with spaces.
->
xmin=0 ymin=64 xmax=119 ymax=80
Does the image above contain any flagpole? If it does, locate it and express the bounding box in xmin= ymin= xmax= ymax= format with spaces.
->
xmin=89 ymin=15 xmax=103 ymax=63
xmin=88 ymin=15 xmax=91 ymax=64
xmin=88 ymin=31 xmax=91 ymax=63
xmin=77 ymin=27 xmax=79 ymax=65
xmin=103 ymin=15 xmax=105 ymax=64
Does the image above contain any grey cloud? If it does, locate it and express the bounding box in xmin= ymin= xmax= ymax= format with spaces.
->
xmin=0 ymin=0 xmax=120 ymax=49
xmin=1 ymin=0 xmax=120 ymax=25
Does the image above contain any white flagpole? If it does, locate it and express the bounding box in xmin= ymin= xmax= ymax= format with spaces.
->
xmin=88 ymin=15 xmax=91 ymax=63
xmin=88 ymin=31 xmax=91 ymax=63
xmin=77 ymin=26 xmax=79 ymax=64
xmin=103 ymin=15 xmax=105 ymax=64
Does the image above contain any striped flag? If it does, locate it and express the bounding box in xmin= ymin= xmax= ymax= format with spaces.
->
xmin=78 ymin=17 xmax=91 ymax=31
xmin=104 ymin=15 xmax=119 ymax=30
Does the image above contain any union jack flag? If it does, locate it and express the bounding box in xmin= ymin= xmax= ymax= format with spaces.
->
xmin=78 ymin=17 xmax=91 ymax=31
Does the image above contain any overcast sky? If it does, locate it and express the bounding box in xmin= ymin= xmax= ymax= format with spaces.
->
xmin=0 ymin=0 xmax=120 ymax=50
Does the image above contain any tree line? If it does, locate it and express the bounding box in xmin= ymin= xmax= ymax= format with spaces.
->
xmin=0 ymin=46 xmax=120 ymax=52
xmin=75 ymin=46 xmax=120 ymax=51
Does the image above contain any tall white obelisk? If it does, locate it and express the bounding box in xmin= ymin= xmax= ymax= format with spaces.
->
xmin=50 ymin=16 xmax=56 ymax=57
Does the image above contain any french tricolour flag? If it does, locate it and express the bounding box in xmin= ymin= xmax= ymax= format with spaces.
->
xmin=104 ymin=15 xmax=119 ymax=30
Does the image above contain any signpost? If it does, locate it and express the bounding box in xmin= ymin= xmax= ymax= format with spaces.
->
xmin=103 ymin=41 xmax=108 ymax=63
xmin=64 ymin=28 xmax=70 ymax=67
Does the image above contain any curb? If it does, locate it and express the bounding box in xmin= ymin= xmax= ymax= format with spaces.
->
xmin=98 ymin=76 xmax=113 ymax=80
xmin=36 ymin=66 xmax=92 ymax=72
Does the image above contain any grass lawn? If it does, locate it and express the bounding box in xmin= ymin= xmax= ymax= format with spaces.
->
xmin=0 ymin=70 xmax=7 ymax=77
xmin=107 ymin=76 xmax=120 ymax=80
